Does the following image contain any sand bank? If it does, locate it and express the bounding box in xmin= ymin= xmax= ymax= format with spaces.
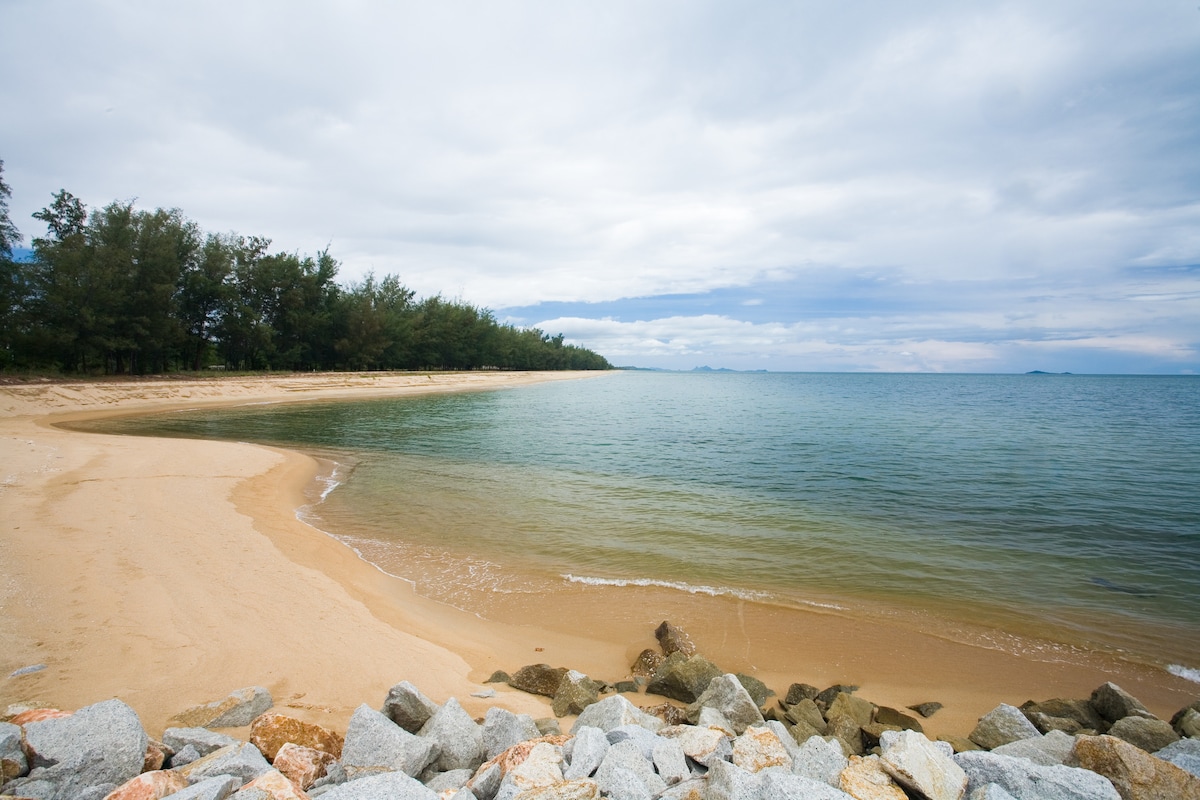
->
xmin=0 ymin=372 xmax=1194 ymax=739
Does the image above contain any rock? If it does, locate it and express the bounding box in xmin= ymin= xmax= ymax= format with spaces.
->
xmin=162 ymin=775 xmax=243 ymax=800
xmin=613 ymin=680 xmax=639 ymax=694
xmin=250 ymin=713 xmax=344 ymax=761
xmin=563 ymin=726 xmax=609 ymax=780
xmin=1089 ymin=682 xmax=1154 ymax=724
xmin=425 ymin=768 xmax=474 ymax=793
xmin=991 ymin=729 xmax=1076 ymax=766
xmin=570 ymin=695 xmax=663 ymax=734
xmin=653 ymin=737 xmax=689 ymax=785
xmin=1177 ymin=708 xmax=1200 ymax=739
xmin=826 ymin=692 xmax=874 ymax=754
xmin=734 ymin=674 xmax=771 ymax=709
xmin=654 ymin=621 xmax=697 ymax=658
xmin=646 ymin=654 xmax=723 ymax=705
xmin=786 ymin=718 xmax=825 ymax=745
xmin=8 ymin=708 xmax=71 ymax=725
xmin=827 ymin=713 xmax=866 ymax=756
xmin=486 ymin=670 xmax=511 ymax=683
xmin=418 ymin=697 xmax=483 ymax=772
xmin=640 ymin=703 xmax=689 ymax=726
xmin=1023 ymin=712 xmax=1084 ymax=735
xmin=102 ymin=770 xmax=189 ymax=800
xmin=731 ymin=725 xmax=791 ymax=773
xmin=235 ymin=768 xmax=309 ymax=799
xmin=1156 ymin=738 xmax=1200 ymax=778
xmin=631 ymin=650 xmax=665 ymax=678
xmin=606 ymin=724 xmax=665 ymax=762
xmin=509 ymin=665 xmax=569 ymax=698
xmin=1072 ymin=733 xmax=1200 ymax=800
xmin=162 ymin=727 xmax=241 ymax=758
xmin=482 ymin=707 xmax=542 ymax=761
xmin=940 ymin=736 xmax=984 ymax=754
xmin=784 ymin=683 xmax=820 ymax=706
xmin=686 ymin=674 xmax=764 ymax=735
xmin=381 ymin=681 xmax=440 ymax=734
xmin=790 ymin=734 xmax=849 ymax=787
xmin=537 ymin=718 xmax=563 ymax=736
xmin=495 ymin=741 xmax=565 ymax=800
xmin=1107 ymin=715 xmax=1180 ymax=753
xmin=784 ymin=698 xmax=827 ymax=733
xmin=552 ymin=671 xmax=601 ymax=718
xmin=874 ymin=706 xmax=924 ymax=733
xmin=506 ymin=778 xmax=600 ymax=799
xmin=170 ymin=744 xmax=204 ymax=768
xmin=839 ymin=754 xmax=908 ymax=800
xmin=1020 ymin=698 xmax=1105 ymax=734
xmin=19 ymin=698 xmax=149 ymax=799
xmin=595 ymin=740 xmax=666 ymax=798
xmin=316 ymin=770 xmax=438 ymax=799
xmin=955 ymin=750 xmax=1120 ymax=800
xmin=909 ymin=702 xmax=944 ymax=718
xmin=967 ymin=785 xmax=1019 ymax=800
xmin=829 ymin=693 xmax=875 ymax=727
xmin=759 ymin=768 xmax=859 ymax=800
xmin=695 ymin=706 xmax=737 ymax=736
xmin=273 ymin=742 xmax=335 ymax=791
xmin=658 ymin=723 xmax=732 ymax=767
xmin=1 ymin=721 xmax=26 ymax=781
xmin=879 ymin=729 xmax=968 ymax=800
xmin=171 ymin=687 xmax=273 ymax=729
xmin=816 ymin=684 xmax=859 ymax=712
xmin=1173 ymin=700 xmax=1200 ymax=726
xmin=143 ymin=740 xmax=168 ymax=772
xmin=862 ymin=723 xmax=903 ymax=750
xmin=969 ymin=704 xmax=1042 ymax=750
xmin=341 ymin=704 xmax=439 ymax=779
xmin=704 ymin=759 xmax=762 ymax=800
xmin=179 ymin=743 xmax=274 ymax=785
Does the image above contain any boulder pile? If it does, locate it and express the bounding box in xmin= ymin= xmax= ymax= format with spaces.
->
xmin=1 ymin=622 xmax=1197 ymax=800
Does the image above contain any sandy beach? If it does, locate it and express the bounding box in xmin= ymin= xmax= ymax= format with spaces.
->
xmin=1 ymin=371 xmax=1195 ymax=741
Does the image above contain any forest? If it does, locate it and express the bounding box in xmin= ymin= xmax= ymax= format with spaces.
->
xmin=0 ymin=162 xmax=610 ymax=375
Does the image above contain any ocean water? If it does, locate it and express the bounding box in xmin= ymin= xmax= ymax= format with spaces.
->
xmin=83 ymin=372 xmax=1200 ymax=676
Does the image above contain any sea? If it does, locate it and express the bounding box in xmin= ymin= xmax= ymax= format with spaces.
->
xmin=82 ymin=371 xmax=1200 ymax=682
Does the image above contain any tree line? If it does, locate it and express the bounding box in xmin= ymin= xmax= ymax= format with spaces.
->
xmin=0 ymin=163 xmax=610 ymax=374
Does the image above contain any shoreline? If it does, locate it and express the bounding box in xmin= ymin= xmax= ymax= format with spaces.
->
xmin=1 ymin=371 xmax=1195 ymax=741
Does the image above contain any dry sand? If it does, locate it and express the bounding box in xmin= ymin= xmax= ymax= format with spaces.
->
xmin=0 ymin=371 xmax=1194 ymax=740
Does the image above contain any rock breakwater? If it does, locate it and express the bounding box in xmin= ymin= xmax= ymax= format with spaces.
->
xmin=3 ymin=622 xmax=1198 ymax=800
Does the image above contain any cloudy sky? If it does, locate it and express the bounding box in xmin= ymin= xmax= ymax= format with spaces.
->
xmin=2 ymin=1 xmax=1198 ymax=372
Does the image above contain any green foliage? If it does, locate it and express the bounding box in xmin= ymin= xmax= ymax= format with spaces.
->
xmin=3 ymin=184 xmax=610 ymax=374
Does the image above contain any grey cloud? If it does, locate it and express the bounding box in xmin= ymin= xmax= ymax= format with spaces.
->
xmin=1 ymin=0 xmax=1196 ymax=369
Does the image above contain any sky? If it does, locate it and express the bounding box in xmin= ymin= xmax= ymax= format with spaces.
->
xmin=2 ymin=1 xmax=1198 ymax=373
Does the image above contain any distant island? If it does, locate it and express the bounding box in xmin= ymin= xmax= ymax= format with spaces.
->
xmin=1026 ymin=370 xmax=1074 ymax=375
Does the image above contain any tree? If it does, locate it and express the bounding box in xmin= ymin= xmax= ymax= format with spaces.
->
xmin=179 ymin=233 xmax=237 ymax=369
xmin=26 ymin=190 xmax=97 ymax=370
xmin=0 ymin=160 xmax=25 ymax=367
xmin=0 ymin=159 xmax=20 ymax=260
xmin=5 ymin=185 xmax=611 ymax=373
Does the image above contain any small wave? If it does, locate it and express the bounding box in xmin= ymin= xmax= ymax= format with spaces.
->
xmin=562 ymin=574 xmax=770 ymax=601
xmin=803 ymin=600 xmax=848 ymax=611
xmin=316 ymin=461 xmax=349 ymax=502
xmin=1168 ymin=664 xmax=1200 ymax=683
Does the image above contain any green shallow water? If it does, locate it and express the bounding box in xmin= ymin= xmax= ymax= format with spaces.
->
xmin=82 ymin=372 xmax=1200 ymax=678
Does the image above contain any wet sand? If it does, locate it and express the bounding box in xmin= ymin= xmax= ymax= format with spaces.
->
xmin=0 ymin=372 xmax=1194 ymax=738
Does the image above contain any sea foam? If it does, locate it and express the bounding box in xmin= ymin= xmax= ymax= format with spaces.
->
xmin=563 ymin=573 xmax=770 ymax=601
xmin=1168 ymin=664 xmax=1200 ymax=683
